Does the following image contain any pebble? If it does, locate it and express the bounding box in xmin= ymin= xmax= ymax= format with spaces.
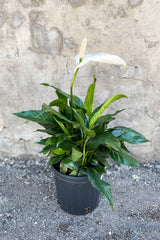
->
xmin=132 ymin=174 xmax=139 ymax=180
xmin=155 ymin=165 xmax=160 ymax=169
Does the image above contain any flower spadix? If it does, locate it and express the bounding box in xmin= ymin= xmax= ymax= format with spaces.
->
xmin=79 ymin=38 xmax=87 ymax=59
xmin=75 ymin=53 xmax=126 ymax=72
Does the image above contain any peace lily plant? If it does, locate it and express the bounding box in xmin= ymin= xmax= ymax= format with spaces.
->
xmin=14 ymin=38 xmax=149 ymax=209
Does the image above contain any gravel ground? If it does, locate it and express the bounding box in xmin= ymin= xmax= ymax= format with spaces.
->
xmin=0 ymin=157 xmax=160 ymax=240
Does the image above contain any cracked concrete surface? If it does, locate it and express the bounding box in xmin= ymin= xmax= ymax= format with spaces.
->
xmin=0 ymin=157 xmax=160 ymax=240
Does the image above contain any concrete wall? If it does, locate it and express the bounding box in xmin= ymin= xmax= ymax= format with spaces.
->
xmin=0 ymin=0 xmax=159 ymax=162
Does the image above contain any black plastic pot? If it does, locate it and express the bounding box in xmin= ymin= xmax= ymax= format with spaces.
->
xmin=53 ymin=167 xmax=100 ymax=215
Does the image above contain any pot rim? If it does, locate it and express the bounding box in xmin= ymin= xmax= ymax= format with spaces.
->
xmin=52 ymin=166 xmax=90 ymax=184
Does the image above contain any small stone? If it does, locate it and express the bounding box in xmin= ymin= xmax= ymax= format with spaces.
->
xmin=129 ymin=0 xmax=143 ymax=7
xmin=10 ymin=11 xmax=24 ymax=29
xmin=109 ymin=231 xmax=112 ymax=235
xmin=155 ymin=165 xmax=160 ymax=169
xmin=132 ymin=174 xmax=139 ymax=180
xmin=68 ymin=0 xmax=85 ymax=8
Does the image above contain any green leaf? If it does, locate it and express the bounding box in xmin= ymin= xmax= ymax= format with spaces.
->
xmin=94 ymin=109 xmax=125 ymax=126
xmin=13 ymin=110 xmax=57 ymax=129
xmin=120 ymin=142 xmax=131 ymax=153
xmin=36 ymin=138 xmax=48 ymax=145
xmin=59 ymin=140 xmax=73 ymax=151
xmin=41 ymin=83 xmax=85 ymax=110
xmin=108 ymin=148 xmax=139 ymax=167
xmin=62 ymin=157 xmax=76 ymax=170
xmin=54 ymin=117 xmax=70 ymax=135
xmin=71 ymin=147 xmax=83 ymax=162
xmin=57 ymin=134 xmax=67 ymax=147
xmin=49 ymin=99 xmax=67 ymax=111
xmin=88 ymin=94 xmax=127 ymax=129
xmin=69 ymin=169 xmax=79 ymax=176
xmin=41 ymin=103 xmax=80 ymax=128
xmin=41 ymin=83 xmax=70 ymax=100
xmin=80 ymin=168 xmax=113 ymax=208
xmin=90 ymin=159 xmax=100 ymax=167
xmin=36 ymin=128 xmax=61 ymax=135
xmin=72 ymin=95 xmax=86 ymax=110
xmin=46 ymin=136 xmax=57 ymax=146
xmin=96 ymin=166 xmax=106 ymax=174
xmin=87 ymin=132 xmax=121 ymax=151
xmin=93 ymin=152 xmax=110 ymax=169
xmin=84 ymin=76 xmax=96 ymax=116
xmin=60 ymin=162 xmax=68 ymax=174
xmin=98 ymin=158 xmax=110 ymax=170
xmin=110 ymin=126 xmax=150 ymax=145
xmin=72 ymin=108 xmax=95 ymax=137
xmin=52 ymin=148 xmax=67 ymax=155
xmin=40 ymin=144 xmax=57 ymax=155
xmin=47 ymin=155 xmax=63 ymax=167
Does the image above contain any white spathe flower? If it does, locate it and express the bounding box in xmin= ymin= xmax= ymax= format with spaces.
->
xmin=75 ymin=53 xmax=126 ymax=72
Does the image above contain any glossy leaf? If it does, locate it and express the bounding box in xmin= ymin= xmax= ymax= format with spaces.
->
xmin=62 ymin=157 xmax=76 ymax=170
xmin=71 ymin=147 xmax=83 ymax=162
xmin=96 ymin=166 xmax=106 ymax=174
xmin=41 ymin=103 xmax=80 ymax=128
xmin=90 ymin=159 xmax=100 ymax=167
xmin=46 ymin=136 xmax=57 ymax=146
xmin=13 ymin=110 xmax=57 ymax=129
xmin=59 ymin=140 xmax=73 ymax=151
xmin=93 ymin=152 xmax=110 ymax=169
xmin=108 ymin=148 xmax=139 ymax=167
xmin=52 ymin=148 xmax=67 ymax=155
xmin=41 ymin=83 xmax=85 ymax=110
xmin=120 ymin=142 xmax=131 ymax=153
xmin=36 ymin=138 xmax=48 ymax=145
xmin=57 ymin=134 xmax=67 ymax=147
xmin=110 ymin=126 xmax=150 ymax=145
xmin=88 ymin=94 xmax=128 ymax=129
xmin=41 ymin=83 xmax=70 ymax=99
xmin=69 ymin=169 xmax=79 ymax=176
xmin=87 ymin=132 xmax=121 ymax=151
xmin=40 ymin=144 xmax=57 ymax=155
xmin=49 ymin=99 xmax=67 ymax=111
xmin=81 ymin=168 xmax=113 ymax=208
xmin=94 ymin=109 xmax=125 ymax=126
xmin=72 ymin=108 xmax=95 ymax=137
xmin=54 ymin=117 xmax=70 ymax=136
xmin=36 ymin=128 xmax=61 ymax=135
xmin=47 ymin=155 xmax=63 ymax=167
xmin=84 ymin=76 xmax=96 ymax=116
xmin=72 ymin=96 xmax=86 ymax=110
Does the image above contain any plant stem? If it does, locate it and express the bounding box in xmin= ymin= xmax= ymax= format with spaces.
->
xmin=88 ymin=151 xmax=94 ymax=164
xmin=70 ymin=68 xmax=79 ymax=108
xmin=82 ymin=136 xmax=90 ymax=167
